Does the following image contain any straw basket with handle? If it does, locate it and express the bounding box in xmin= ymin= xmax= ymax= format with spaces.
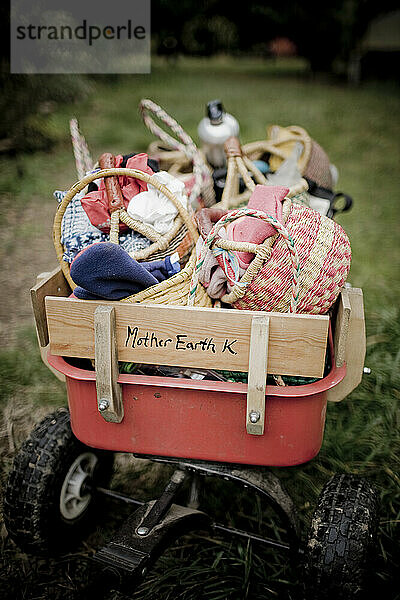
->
xmin=192 ymin=139 xmax=351 ymax=315
xmin=53 ymin=161 xmax=212 ymax=307
xmin=243 ymin=124 xmax=334 ymax=191
xmin=189 ymin=207 xmax=301 ymax=312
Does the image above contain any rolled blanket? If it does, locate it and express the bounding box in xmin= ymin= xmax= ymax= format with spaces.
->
xmin=70 ymin=242 xmax=179 ymax=300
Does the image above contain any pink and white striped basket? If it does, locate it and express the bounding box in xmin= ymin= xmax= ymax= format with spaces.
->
xmin=189 ymin=201 xmax=351 ymax=316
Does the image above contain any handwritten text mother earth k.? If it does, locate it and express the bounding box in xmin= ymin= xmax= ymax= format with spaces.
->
xmin=124 ymin=326 xmax=238 ymax=355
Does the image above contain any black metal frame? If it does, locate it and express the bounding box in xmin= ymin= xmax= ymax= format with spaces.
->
xmin=89 ymin=454 xmax=301 ymax=595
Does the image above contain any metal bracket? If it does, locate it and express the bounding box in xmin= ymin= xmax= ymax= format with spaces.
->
xmin=94 ymin=305 xmax=124 ymax=423
xmin=92 ymin=498 xmax=210 ymax=593
xmin=135 ymin=469 xmax=187 ymax=536
xmin=89 ymin=459 xmax=300 ymax=595
xmin=246 ymin=315 xmax=269 ymax=435
xmin=135 ymin=455 xmax=300 ymax=542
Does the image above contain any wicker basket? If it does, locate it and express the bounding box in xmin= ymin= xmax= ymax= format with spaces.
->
xmin=243 ymin=125 xmax=333 ymax=190
xmin=54 ymin=167 xmax=212 ymax=307
xmin=190 ymin=145 xmax=351 ymax=315
xmin=226 ymin=205 xmax=351 ymax=315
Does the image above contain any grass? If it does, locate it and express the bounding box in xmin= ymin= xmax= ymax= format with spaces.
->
xmin=0 ymin=56 xmax=399 ymax=599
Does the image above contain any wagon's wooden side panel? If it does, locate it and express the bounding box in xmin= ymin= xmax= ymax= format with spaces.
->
xmin=328 ymin=287 xmax=365 ymax=402
xmin=45 ymin=297 xmax=329 ymax=378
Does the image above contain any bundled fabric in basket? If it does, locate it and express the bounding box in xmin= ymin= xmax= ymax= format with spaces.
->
xmin=55 ymin=188 xmax=152 ymax=264
xmin=80 ymin=153 xmax=155 ymax=233
xmin=56 ymin=151 xmax=197 ymax=267
xmin=126 ymin=170 xmax=188 ymax=235
xmin=70 ymin=242 xmax=180 ymax=300
xmin=54 ymin=160 xmax=213 ymax=308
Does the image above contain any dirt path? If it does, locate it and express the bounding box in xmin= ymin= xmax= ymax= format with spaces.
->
xmin=0 ymin=198 xmax=59 ymax=347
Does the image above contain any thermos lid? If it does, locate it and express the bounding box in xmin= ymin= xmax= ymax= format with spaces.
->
xmin=207 ymin=99 xmax=224 ymax=125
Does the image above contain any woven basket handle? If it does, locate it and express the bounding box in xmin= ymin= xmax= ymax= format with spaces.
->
xmin=69 ymin=118 xmax=93 ymax=180
xmin=139 ymin=98 xmax=198 ymax=158
xmin=54 ymin=168 xmax=198 ymax=289
xmin=188 ymin=207 xmax=300 ymax=313
xmin=219 ymin=136 xmax=308 ymax=210
xmin=242 ymin=125 xmax=312 ymax=175
xmin=139 ymin=98 xmax=214 ymax=207
xmin=98 ymin=153 xmax=125 ymax=212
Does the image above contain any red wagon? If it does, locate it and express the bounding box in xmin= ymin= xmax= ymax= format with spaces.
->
xmin=3 ymin=265 xmax=379 ymax=600
xmin=3 ymin=125 xmax=377 ymax=598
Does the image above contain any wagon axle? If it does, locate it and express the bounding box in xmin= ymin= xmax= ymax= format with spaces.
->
xmin=95 ymin=471 xmax=295 ymax=550
xmin=90 ymin=458 xmax=299 ymax=594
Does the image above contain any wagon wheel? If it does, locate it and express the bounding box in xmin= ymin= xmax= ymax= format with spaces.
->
xmin=302 ymin=473 xmax=380 ymax=600
xmin=4 ymin=408 xmax=114 ymax=555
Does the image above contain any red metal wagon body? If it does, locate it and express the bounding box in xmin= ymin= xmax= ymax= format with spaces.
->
xmin=48 ymin=331 xmax=345 ymax=467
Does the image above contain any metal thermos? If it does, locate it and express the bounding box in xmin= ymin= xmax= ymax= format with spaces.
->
xmin=198 ymin=100 xmax=240 ymax=168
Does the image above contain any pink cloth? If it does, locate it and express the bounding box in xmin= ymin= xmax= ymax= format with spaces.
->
xmin=226 ymin=185 xmax=289 ymax=269
xmin=195 ymin=235 xmax=228 ymax=299
xmin=80 ymin=154 xmax=154 ymax=233
xmin=195 ymin=235 xmax=246 ymax=300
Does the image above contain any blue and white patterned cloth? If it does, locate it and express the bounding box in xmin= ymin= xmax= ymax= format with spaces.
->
xmin=55 ymin=189 xmax=151 ymax=263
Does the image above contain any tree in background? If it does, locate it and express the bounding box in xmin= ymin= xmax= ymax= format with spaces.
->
xmin=152 ymin=0 xmax=399 ymax=73
xmin=0 ymin=3 xmax=88 ymax=156
xmin=2 ymin=1 xmax=398 ymax=157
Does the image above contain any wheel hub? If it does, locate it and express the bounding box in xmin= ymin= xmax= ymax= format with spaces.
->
xmin=60 ymin=452 xmax=99 ymax=520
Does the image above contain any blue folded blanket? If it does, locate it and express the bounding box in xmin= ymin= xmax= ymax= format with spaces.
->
xmin=70 ymin=242 xmax=180 ymax=300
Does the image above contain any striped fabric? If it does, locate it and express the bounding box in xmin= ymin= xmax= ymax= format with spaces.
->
xmin=56 ymin=189 xmax=151 ymax=263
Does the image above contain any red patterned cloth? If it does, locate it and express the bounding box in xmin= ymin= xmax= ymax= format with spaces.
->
xmin=80 ymin=154 xmax=154 ymax=233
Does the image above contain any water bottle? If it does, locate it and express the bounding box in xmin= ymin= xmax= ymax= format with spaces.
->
xmin=198 ymin=100 xmax=240 ymax=168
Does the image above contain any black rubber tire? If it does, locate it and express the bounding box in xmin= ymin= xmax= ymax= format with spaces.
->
xmin=302 ymin=473 xmax=380 ymax=600
xmin=3 ymin=407 xmax=114 ymax=555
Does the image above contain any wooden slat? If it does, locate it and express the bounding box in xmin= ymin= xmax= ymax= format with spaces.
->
xmin=33 ymin=272 xmax=66 ymax=382
xmin=333 ymin=288 xmax=351 ymax=367
xmin=31 ymin=267 xmax=71 ymax=347
xmin=94 ymin=306 xmax=124 ymax=423
xmin=328 ymin=288 xmax=366 ymax=402
xmin=246 ymin=316 xmax=269 ymax=435
xmin=45 ymin=297 xmax=329 ymax=378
